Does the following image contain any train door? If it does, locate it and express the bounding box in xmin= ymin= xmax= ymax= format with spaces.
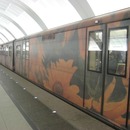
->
xmin=25 ymin=40 xmax=29 ymax=78
xmin=2 ymin=45 xmax=6 ymax=66
xmin=5 ymin=45 xmax=9 ymax=67
xmin=15 ymin=41 xmax=22 ymax=74
xmin=85 ymin=20 xmax=130 ymax=127
xmin=8 ymin=44 xmax=13 ymax=70
xmin=21 ymin=40 xmax=29 ymax=78
xmin=5 ymin=44 xmax=13 ymax=70
xmin=104 ymin=20 xmax=130 ymax=128
xmin=22 ymin=41 xmax=26 ymax=77
xmin=1 ymin=46 xmax=4 ymax=65
xmin=85 ymin=24 xmax=106 ymax=114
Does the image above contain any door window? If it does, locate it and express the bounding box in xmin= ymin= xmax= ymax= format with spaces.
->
xmin=9 ymin=46 xmax=12 ymax=56
xmin=108 ymin=28 xmax=128 ymax=76
xmin=88 ymin=31 xmax=103 ymax=72
xmin=16 ymin=45 xmax=21 ymax=58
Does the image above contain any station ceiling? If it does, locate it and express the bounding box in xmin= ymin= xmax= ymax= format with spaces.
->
xmin=0 ymin=0 xmax=129 ymax=44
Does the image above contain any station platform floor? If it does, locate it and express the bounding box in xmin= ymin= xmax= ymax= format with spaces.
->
xmin=0 ymin=65 xmax=115 ymax=130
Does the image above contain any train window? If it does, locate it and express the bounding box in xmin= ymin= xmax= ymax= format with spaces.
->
xmin=26 ymin=41 xmax=29 ymax=59
xmin=88 ymin=31 xmax=103 ymax=72
xmin=9 ymin=46 xmax=12 ymax=56
xmin=26 ymin=42 xmax=29 ymax=59
xmin=22 ymin=41 xmax=30 ymax=59
xmin=3 ymin=47 xmax=6 ymax=55
xmin=16 ymin=45 xmax=21 ymax=58
xmin=108 ymin=28 xmax=127 ymax=76
xmin=22 ymin=43 xmax=26 ymax=58
xmin=5 ymin=46 xmax=9 ymax=56
xmin=26 ymin=42 xmax=29 ymax=51
xmin=1 ymin=47 xmax=4 ymax=55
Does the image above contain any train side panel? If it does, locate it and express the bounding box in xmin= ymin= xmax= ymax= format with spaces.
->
xmin=28 ymin=28 xmax=86 ymax=106
xmin=28 ymin=36 xmax=44 ymax=85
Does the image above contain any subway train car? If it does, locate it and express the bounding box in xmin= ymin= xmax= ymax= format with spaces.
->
xmin=0 ymin=8 xmax=130 ymax=130
xmin=0 ymin=41 xmax=14 ymax=70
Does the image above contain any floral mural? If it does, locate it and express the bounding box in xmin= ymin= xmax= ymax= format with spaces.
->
xmin=43 ymin=59 xmax=83 ymax=106
xmin=28 ymin=28 xmax=130 ymax=128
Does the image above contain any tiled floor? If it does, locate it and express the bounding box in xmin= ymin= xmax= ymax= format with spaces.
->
xmin=0 ymin=65 xmax=116 ymax=130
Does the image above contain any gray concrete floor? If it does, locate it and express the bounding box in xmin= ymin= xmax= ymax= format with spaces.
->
xmin=0 ymin=65 xmax=115 ymax=130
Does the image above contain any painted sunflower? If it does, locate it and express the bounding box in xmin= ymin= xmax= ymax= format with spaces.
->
xmin=43 ymin=59 xmax=83 ymax=106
